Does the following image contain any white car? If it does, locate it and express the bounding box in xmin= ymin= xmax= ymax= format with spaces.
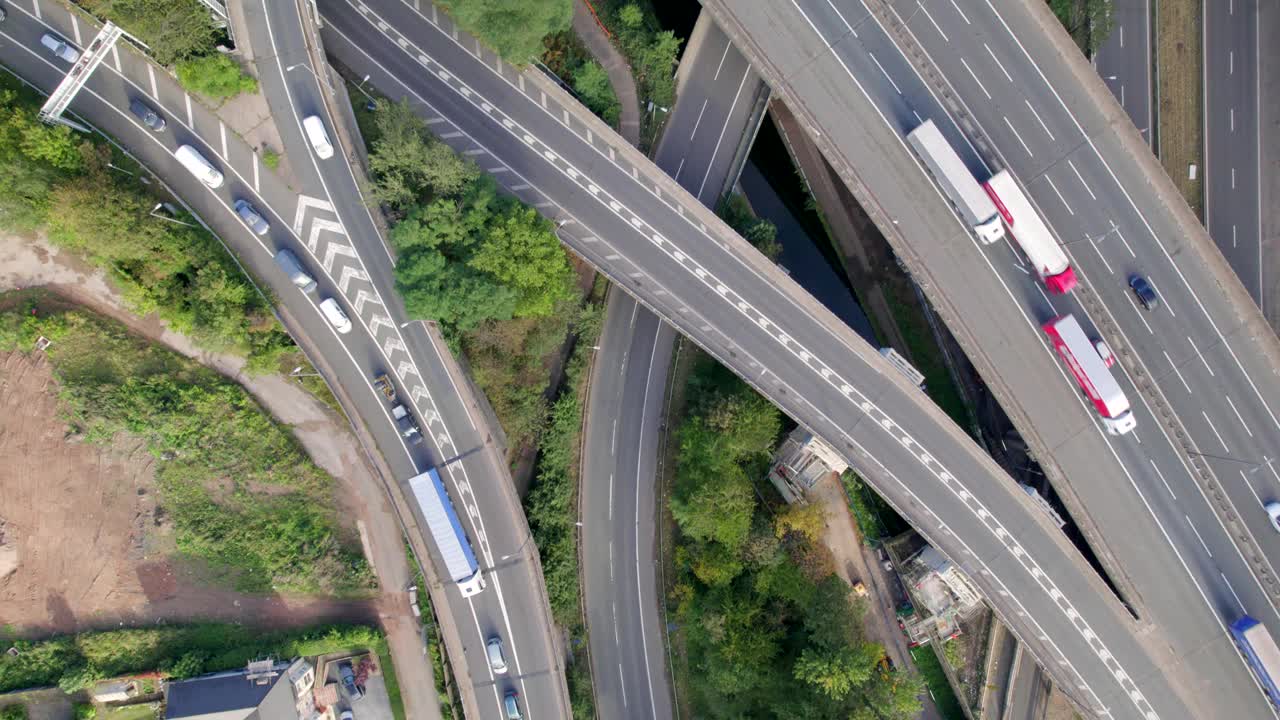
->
xmin=303 ymin=115 xmax=334 ymax=159
xmin=319 ymin=297 xmax=352 ymax=334
xmin=1266 ymin=502 xmax=1280 ymax=533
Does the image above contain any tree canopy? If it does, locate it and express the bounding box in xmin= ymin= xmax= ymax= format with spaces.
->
xmin=669 ymin=358 xmax=925 ymax=718
xmin=441 ymin=0 xmax=572 ymax=62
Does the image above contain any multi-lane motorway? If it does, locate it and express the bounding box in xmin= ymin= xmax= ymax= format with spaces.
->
xmin=1092 ymin=0 xmax=1152 ymax=141
xmin=580 ymin=15 xmax=765 ymax=719
xmin=703 ymin=0 xmax=1280 ymax=717
xmin=313 ymin=1 xmax=1262 ymax=718
xmin=1204 ymin=0 xmax=1263 ymax=307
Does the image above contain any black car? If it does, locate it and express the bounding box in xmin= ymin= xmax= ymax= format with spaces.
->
xmin=129 ymin=98 xmax=166 ymax=132
xmin=1129 ymin=274 xmax=1159 ymax=310
xmin=338 ymin=661 xmax=363 ymax=701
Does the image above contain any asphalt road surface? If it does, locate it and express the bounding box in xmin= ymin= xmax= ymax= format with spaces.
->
xmin=316 ymin=1 xmax=1243 ymax=718
xmin=702 ymin=0 xmax=1280 ymax=717
xmin=1204 ymin=0 xmax=1263 ymax=307
xmin=0 ymin=2 xmax=570 ymax=718
xmin=1091 ymin=0 xmax=1153 ymax=142
xmin=581 ymin=16 xmax=765 ymax=719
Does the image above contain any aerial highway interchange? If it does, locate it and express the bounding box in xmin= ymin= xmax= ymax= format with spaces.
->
xmin=4 ymin=0 xmax=1280 ymax=718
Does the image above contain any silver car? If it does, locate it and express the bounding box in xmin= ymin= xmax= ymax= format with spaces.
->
xmin=486 ymin=637 xmax=508 ymax=675
xmin=233 ymin=199 xmax=269 ymax=235
xmin=40 ymin=33 xmax=79 ymax=63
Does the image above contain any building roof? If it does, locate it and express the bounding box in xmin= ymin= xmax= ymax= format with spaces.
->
xmin=165 ymin=664 xmax=297 ymax=720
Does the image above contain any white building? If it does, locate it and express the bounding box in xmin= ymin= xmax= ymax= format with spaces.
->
xmin=767 ymin=428 xmax=850 ymax=503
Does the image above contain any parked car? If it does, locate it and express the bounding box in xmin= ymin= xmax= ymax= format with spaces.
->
xmin=0 ymin=6 xmax=8 ymax=22
xmin=339 ymin=711 xmax=353 ymax=720
xmin=338 ymin=661 xmax=363 ymax=701
xmin=40 ymin=33 xmax=79 ymax=63
xmin=487 ymin=637 xmax=508 ymax=675
xmin=503 ymin=691 xmax=522 ymax=720
xmin=1266 ymin=502 xmax=1280 ymax=533
xmin=1129 ymin=274 xmax=1159 ymax=310
xmin=128 ymin=98 xmax=166 ymax=132
xmin=233 ymin=199 xmax=270 ymax=235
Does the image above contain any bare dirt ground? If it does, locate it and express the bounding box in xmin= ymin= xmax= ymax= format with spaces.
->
xmin=0 ymin=348 xmax=378 ymax=633
xmin=0 ymin=232 xmax=441 ymax=720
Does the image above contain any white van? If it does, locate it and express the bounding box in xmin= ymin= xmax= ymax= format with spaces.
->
xmin=174 ymin=145 xmax=224 ymax=188
xmin=302 ymin=115 xmax=334 ymax=159
xmin=319 ymin=297 xmax=352 ymax=334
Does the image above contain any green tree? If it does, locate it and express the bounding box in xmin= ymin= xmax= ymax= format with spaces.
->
xmin=442 ymin=0 xmax=572 ymax=61
xmin=0 ymin=89 xmax=82 ymax=230
xmin=572 ymin=61 xmax=620 ymax=126
xmin=79 ymin=0 xmax=218 ymax=65
xmin=793 ymin=642 xmax=882 ymax=700
xmin=369 ymin=98 xmax=479 ymax=210
xmin=0 ymin=704 xmax=27 ymax=720
xmin=469 ymin=197 xmax=576 ymax=318
xmin=73 ymin=703 xmax=96 ymax=720
xmin=718 ymin=193 xmax=782 ymax=261
xmin=176 ymin=54 xmax=258 ymax=100
xmin=392 ymin=179 xmax=575 ymax=330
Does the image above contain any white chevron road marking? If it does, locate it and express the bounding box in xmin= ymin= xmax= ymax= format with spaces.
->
xmin=293 ymin=194 xmax=335 ymax=233
xmin=368 ymin=313 xmax=394 ymax=335
xmin=322 ymin=242 xmax=359 ymax=273
xmin=337 ymin=265 xmax=370 ymax=294
xmin=307 ymin=218 xmax=346 ymax=253
xmin=353 ymin=289 xmax=380 ymax=316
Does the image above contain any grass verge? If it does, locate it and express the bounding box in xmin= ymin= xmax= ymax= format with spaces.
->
xmin=1156 ymin=0 xmax=1203 ymax=217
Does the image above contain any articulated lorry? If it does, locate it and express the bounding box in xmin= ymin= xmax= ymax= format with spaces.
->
xmin=907 ymin=120 xmax=1076 ymax=294
xmin=408 ymin=468 xmax=485 ymax=597
xmin=984 ymin=172 xmax=1077 ymax=294
xmin=1042 ymin=315 xmax=1135 ymax=435
xmin=906 ymin=120 xmax=1005 ymax=244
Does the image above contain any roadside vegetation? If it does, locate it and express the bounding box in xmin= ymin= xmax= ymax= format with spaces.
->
xmin=0 ymin=297 xmax=373 ymax=595
xmin=668 ymin=355 xmax=924 ymax=718
xmin=360 ymin=95 xmax=587 ymax=455
xmin=404 ymin=544 xmax=459 ymax=718
xmin=910 ymin=646 xmax=966 ymax=720
xmin=0 ymin=77 xmax=293 ymax=371
xmin=73 ymin=0 xmax=257 ymax=100
xmin=439 ymin=0 xmax=573 ymax=62
xmin=717 ymin=193 xmax=782 ymax=261
xmin=521 ymin=287 xmax=603 ymax=719
xmin=1047 ymin=0 xmax=1114 ymax=54
xmin=542 ymin=30 xmax=622 ymax=127
xmin=581 ymin=2 xmax=680 ymax=149
xmin=0 ymin=624 xmax=395 ymax=702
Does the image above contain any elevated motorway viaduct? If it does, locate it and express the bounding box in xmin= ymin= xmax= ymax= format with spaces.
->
xmin=700 ymin=0 xmax=1280 ymax=718
xmin=320 ymin=1 xmax=1219 ymax=717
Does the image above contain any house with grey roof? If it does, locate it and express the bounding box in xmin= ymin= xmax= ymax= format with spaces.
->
xmin=164 ymin=658 xmax=320 ymax=720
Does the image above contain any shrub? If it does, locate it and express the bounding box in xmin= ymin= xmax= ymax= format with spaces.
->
xmin=74 ymin=704 xmax=96 ymax=720
xmin=78 ymin=0 xmax=218 ymax=65
xmin=441 ymin=0 xmax=572 ymax=61
xmin=176 ymin=55 xmax=258 ymax=100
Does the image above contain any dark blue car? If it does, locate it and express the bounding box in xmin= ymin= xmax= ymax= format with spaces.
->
xmin=1129 ymin=274 xmax=1159 ymax=310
